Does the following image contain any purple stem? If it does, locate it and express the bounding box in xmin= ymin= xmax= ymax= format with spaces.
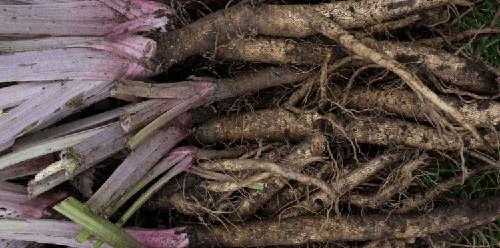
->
xmin=0 ymin=0 xmax=171 ymax=36
xmin=27 ymin=122 xmax=129 ymax=197
xmin=0 ymin=218 xmax=188 ymax=248
xmin=86 ymin=125 xmax=187 ymax=217
xmin=0 ymin=82 xmax=55 ymax=110
xmin=0 ymin=48 xmax=153 ymax=83
xmin=0 ymin=80 xmax=113 ymax=153
xmin=0 ymin=154 xmax=54 ymax=180
xmin=0 ymin=182 xmax=67 ymax=218
xmin=109 ymin=146 xmax=196 ymax=215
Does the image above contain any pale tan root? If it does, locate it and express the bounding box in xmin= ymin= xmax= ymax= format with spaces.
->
xmin=233 ymin=134 xmax=326 ymax=219
xmin=349 ymin=154 xmax=429 ymax=208
xmin=195 ymin=108 xmax=496 ymax=151
xmin=201 ymin=172 xmax=272 ymax=192
xmin=335 ymin=87 xmax=500 ymax=128
xmin=199 ymin=159 xmax=336 ymax=200
xmin=279 ymin=152 xmax=404 ymax=218
xmin=153 ymin=0 xmax=452 ymax=71
xmin=215 ymin=38 xmax=333 ymax=65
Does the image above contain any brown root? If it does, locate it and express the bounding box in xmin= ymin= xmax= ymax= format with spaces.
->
xmin=363 ymin=14 xmax=422 ymax=35
xmin=152 ymin=0 xmax=451 ymax=71
xmin=373 ymin=40 xmax=499 ymax=94
xmin=336 ymin=87 xmax=500 ymax=128
xmin=201 ymin=172 xmax=272 ymax=192
xmin=309 ymin=13 xmax=485 ymax=146
xmin=195 ymin=108 xmax=496 ymax=151
xmin=209 ymin=67 xmax=311 ymax=102
xmin=278 ymin=152 xmax=404 ymax=218
xmin=194 ymin=108 xmax=318 ymax=143
xmin=233 ymin=134 xmax=326 ymax=219
xmin=361 ymin=239 xmax=408 ymax=248
xmin=323 ymin=114 xmax=495 ymax=151
xmin=215 ymin=38 xmax=333 ymax=65
xmin=349 ymin=154 xmax=428 ymax=209
xmin=187 ymin=196 xmax=500 ymax=247
xmin=196 ymin=146 xmax=253 ymax=160
xmin=211 ymin=34 xmax=499 ymax=96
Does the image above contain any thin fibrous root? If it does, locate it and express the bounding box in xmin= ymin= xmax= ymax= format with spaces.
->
xmin=362 ymin=14 xmax=422 ymax=35
xmin=199 ymin=158 xmax=335 ymax=199
xmin=394 ymin=163 xmax=495 ymax=213
xmin=201 ymin=172 xmax=272 ymax=192
xmin=233 ymin=134 xmax=326 ymax=220
xmin=279 ymin=152 xmax=404 ymax=219
xmin=308 ymin=11 xmax=487 ymax=148
xmin=349 ymin=154 xmax=429 ymax=209
xmin=419 ymin=27 xmax=500 ymax=47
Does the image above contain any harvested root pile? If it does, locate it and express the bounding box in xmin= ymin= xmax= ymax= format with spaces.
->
xmin=1 ymin=0 xmax=500 ymax=247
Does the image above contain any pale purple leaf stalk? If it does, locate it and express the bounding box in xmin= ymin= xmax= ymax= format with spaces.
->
xmin=0 ymin=37 xmax=99 ymax=53
xmin=0 ymin=100 xmax=165 ymax=178
xmin=7 ymin=0 xmax=81 ymax=4
xmin=0 ymin=0 xmax=171 ymax=36
xmin=27 ymin=122 xmax=129 ymax=198
xmin=0 ymin=124 xmax=109 ymax=173
xmin=0 ymin=218 xmax=188 ymax=248
xmin=90 ymin=154 xmax=194 ymax=248
xmin=0 ymin=48 xmax=149 ymax=82
xmin=0 ymin=80 xmax=113 ymax=153
xmin=0 ymin=36 xmax=157 ymax=83
xmin=86 ymin=125 xmax=187 ymax=217
xmin=0 ymin=82 xmax=55 ymax=109
xmin=0 ymin=154 xmax=54 ymax=180
xmin=78 ymin=35 xmax=157 ymax=66
xmin=110 ymin=146 xmax=196 ymax=215
xmin=0 ymin=181 xmax=67 ymax=218
xmin=116 ymin=155 xmax=194 ymax=226
xmin=119 ymin=99 xmax=180 ymax=132
xmin=0 ymin=239 xmax=40 ymax=248
xmin=14 ymin=104 xmax=132 ymax=151
xmin=128 ymin=81 xmax=215 ymax=149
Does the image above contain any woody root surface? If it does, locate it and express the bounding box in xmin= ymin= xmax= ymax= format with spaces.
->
xmin=1 ymin=0 xmax=500 ymax=247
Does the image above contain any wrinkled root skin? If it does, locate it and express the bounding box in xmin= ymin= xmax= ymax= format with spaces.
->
xmin=195 ymin=108 xmax=495 ymax=151
xmin=337 ymin=87 xmax=500 ymax=128
xmin=375 ymin=41 xmax=500 ymax=94
xmin=186 ymin=197 xmax=500 ymax=247
xmin=152 ymin=0 xmax=450 ymax=72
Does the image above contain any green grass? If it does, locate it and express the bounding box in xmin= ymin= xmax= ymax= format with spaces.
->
xmin=451 ymin=0 xmax=500 ymax=66
xmin=404 ymin=154 xmax=500 ymax=247
xmin=447 ymin=1 xmax=500 ymax=246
